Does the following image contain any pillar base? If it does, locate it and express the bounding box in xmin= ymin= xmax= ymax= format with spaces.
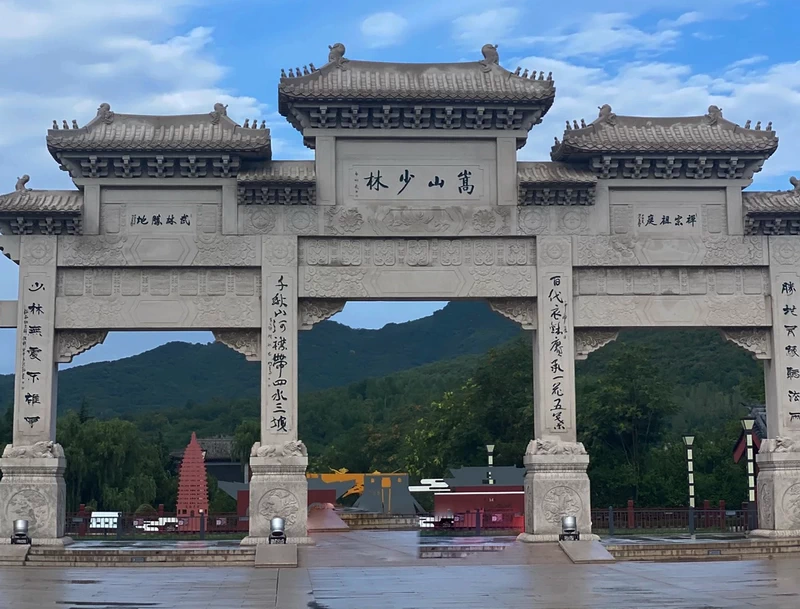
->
xmin=517 ymin=532 xmax=600 ymax=543
xmin=755 ymin=450 xmax=800 ymax=533
xmin=0 ymin=456 xmax=68 ymax=546
xmin=522 ymin=447 xmax=593 ymax=539
xmin=246 ymin=445 xmax=309 ymax=543
xmin=240 ymin=536 xmax=315 ymax=546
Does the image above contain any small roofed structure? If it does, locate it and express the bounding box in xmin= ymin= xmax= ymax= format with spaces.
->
xmin=552 ymin=104 xmax=778 ymax=180
xmin=0 ymin=43 xmax=797 ymax=239
xmin=743 ymin=177 xmax=800 ymax=235
xmin=278 ymin=43 xmax=556 ymax=148
xmin=46 ymin=102 xmax=271 ymax=181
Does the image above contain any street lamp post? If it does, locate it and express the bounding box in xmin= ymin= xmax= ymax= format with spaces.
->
xmin=486 ymin=444 xmax=495 ymax=485
xmin=741 ymin=417 xmax=757 ymax=530
xmin=682 ymin=435 xmax=695 ymax=535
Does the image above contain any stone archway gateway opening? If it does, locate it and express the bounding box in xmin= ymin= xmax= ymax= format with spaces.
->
xmin=1 ymin=42 xmax=799 ymax=545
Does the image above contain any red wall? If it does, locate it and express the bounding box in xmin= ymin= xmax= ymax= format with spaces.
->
xmin=434 ymin=486 xmax=524 ymax=515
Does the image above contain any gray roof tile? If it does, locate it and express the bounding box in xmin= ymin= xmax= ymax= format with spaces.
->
xmin=47 ymin=104 xmax=271 ymax=155
xmin=0 ymin=189 xmax=82 ymax=214
xmin=553 ymin=105 xmax=778 ymax=160
xmin=238 ymin=160 xmax=316 ymax=183
xmin=518 ymin=161 xmax=596 ymax=184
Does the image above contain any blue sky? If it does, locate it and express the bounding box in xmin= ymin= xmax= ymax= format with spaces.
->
xmin=0 ymin=0 xmax=797 ymax=373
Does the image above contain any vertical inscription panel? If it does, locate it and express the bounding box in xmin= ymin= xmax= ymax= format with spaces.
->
xmin=777 ymin=272 xmax=800 ymax=431
xmin=14 ymin=237 xmax=58 ymax=445
xmin=535 ymin=237 xmax=576 ymax=440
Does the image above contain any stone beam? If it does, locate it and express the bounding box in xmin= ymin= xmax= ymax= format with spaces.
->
xmin=298 ymin=299 xmax=346 ymax=331
xmin=0 ymin=235 xmax=20 ymax=263
xmin=213 ymin=330 xmax=260 ymax=361
xmin=574 ymin=329 xmax=620 ymax=360
xmin=55 ymin=330 xmax=108 ymax=364
xmin=488 ymin=298 xmax=536 ymax=330
xmin=718 ymin=328 xmax=772 ymax=360
xmin=0 ymin=301 xmax=18 ymax=328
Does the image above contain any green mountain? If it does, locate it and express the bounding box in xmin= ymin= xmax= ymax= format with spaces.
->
xmin=0 ymin=300 xmax=523 ymax=416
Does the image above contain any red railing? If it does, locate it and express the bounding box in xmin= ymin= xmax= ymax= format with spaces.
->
xmin=590 ymin=500 xmax=756 ymax=533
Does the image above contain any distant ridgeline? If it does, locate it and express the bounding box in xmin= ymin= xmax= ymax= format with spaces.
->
xmin=0 ymin=299 xmax=760 ymax=423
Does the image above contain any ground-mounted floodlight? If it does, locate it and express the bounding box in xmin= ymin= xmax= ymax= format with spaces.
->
xmin=559 ymin=515 xmax=579 ymax=541
xmin=268 ymin=517 xmax=286 ymax=544
xmin=11 ymin=519 xmax=30 ymax=545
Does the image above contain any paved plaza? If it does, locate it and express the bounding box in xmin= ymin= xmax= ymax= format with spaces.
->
xmin=2 ymin=533 xmax=800 ymax=609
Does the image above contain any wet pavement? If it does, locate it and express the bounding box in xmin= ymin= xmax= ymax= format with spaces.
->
xmin=2 ymin=532 xmax=800 ymax=608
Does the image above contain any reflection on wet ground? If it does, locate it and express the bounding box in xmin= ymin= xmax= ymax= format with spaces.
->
xmin=3 ymin=532 xmax=800 ymax=608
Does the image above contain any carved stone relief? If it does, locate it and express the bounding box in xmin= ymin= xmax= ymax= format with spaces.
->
xmin=298 ymin=299 xmax=346 ymax=330
xmin=22 ymin=236 xmax=56 ymax=266
xmin=55 ymin=330 xmax=108 ymax=363
xmin=299 ymin=238 xmax=536 ymax=267
xmin=213 ymin=330 xmax=260 ymax=361
xmin=718 ymin=328 xmax=771 ymax=360
xmin=57 ymin=234 xmax=261 ymax=267
xmin=771 ymin=239 xmax=800 ymax=267
xmin=257 ymin=488 xmax=300 ymax=529
xmin=56 ymin=295 xmax=259 ymax=329
xmin=575 ymin=294 xmax=768 ymax=327
xmin=574 ymin=235 xmax=767 ymax=267
xmin=573 ymin=268 xmax=767 ymax=297
xmin=541 ymin=486 xmax=583 ymax=525
xmin=488 ymin=298 xmax=536 ymax=329
xmin=782 ymin=483 xmax=800 ymax=528
xmin=574 ymin=329 xmax=620 ymax=360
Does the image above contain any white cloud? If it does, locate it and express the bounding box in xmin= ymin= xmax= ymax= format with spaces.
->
xmin=0 ymin=1 xmax=271 ymax=192
xmin=452 ymin=7 xmax=519 ymax=46
xmin=726 ymin=55 xmax=769 ymax=70
xmin=514 ymin=54 xmax=800 ymax=186
xmin=515 ymin=13 xmax=681 ymax=58
xmin=361 ymin=12 xmax=409 ymax=48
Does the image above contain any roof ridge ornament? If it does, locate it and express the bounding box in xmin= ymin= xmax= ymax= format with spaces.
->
xmin=705 ymin=104 xmax=723 ymax=126
xmin=96 ymin=102 xmax=115 ymax=125
xmin=328 ymin=43 xmax=349 ymax=69
xmin=479 ymin=43 xmax=499 ymax=72
xmin=209 ymin=102 xmax=228 ymax=125
xmin=595 ymin=104 xmax=616 ymax=126
xmin=14 ymin=175 xmax=30 ymax=192
xmin=790 ymin=176 xmax=800 ymax=192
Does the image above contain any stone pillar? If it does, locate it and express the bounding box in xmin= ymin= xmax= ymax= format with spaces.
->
xmin=243 ymin=235 xmax=311 ymax=545
xmin=753 ymin=237 xmax=800 ymax=537
xmin=0 ymin=235 xmax=70 ymax=546
xmin=519 ymin=236 xmax=594 ymax=542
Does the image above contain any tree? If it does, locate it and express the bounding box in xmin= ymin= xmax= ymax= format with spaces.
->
xmin=233 ymin=419 xmax=259 ymax=465
xmin=578 ymin=345 xmax=679 ymax=505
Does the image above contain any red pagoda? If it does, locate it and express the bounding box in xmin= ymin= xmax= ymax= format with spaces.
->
xmin=176 ymin=432 xmax=209 ymax=532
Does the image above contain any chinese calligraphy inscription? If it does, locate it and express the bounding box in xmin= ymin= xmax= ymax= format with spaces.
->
xmin=352 ymin=165 xmax=483 ymax=200
xmin=126 ymin=206 xmax=194 ymax=233
xmin=546 ymin=274 xmax=569 ymax=433
xmin=634 ymin=206 xmax=701 ymax=234
xmin=779 ymin=273 xmax=800 ymax=428
xmin=266 ymin=273 xmax=293 ymax=436
xmin=15 ymin=266 xmax=56 ymax=444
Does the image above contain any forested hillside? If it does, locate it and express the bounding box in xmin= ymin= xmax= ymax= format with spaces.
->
xmin=0 ymin=301 xmax=521 ymax=416
xmin=0 ymin=301 xmax=764 ymax=512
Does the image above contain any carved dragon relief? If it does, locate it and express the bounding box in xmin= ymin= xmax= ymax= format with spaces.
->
xmin=488 ymin=298 xmax=536 ymax=330
xmin=213 ymin=330 xmax=260 ymax=361
xmin=55 ymin=330 xmax=108 ymax=363
xmin=298 ymin=299 xmax=346 ymax=331
xmin=718 ymin=328 xmax=771 ymax=360
xmin=574 ymin=329 xmax=620 ymax=360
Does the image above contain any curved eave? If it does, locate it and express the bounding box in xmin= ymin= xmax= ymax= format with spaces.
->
xmin=0 ymin=190 xmax=83 ymax=215
xmin=551 ymin=142 xmax=778 ymax=162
